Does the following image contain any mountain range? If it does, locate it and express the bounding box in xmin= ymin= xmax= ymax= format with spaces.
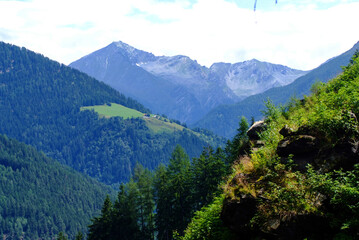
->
xmin=194 ymin=41 xmax=359 ymax=138
xmin=70 ymin=41 xmax=307 ymax=124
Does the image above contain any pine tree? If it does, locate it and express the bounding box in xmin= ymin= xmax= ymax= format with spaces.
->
xmin=191 ymin=146 xmax=227 ymax=211
xmin=75 ymin=232 xmax=84 ymax=240
xmin=87 ymin=195 xmax=113 ymax=240
xmin=57 ymin=232 xmax=68 ymax=240
xmin=154 ymin=145 xmax=192 ymax=239
xmin=133 ymin=164 xmax=155 ymax=240
xmin=226 ymin=116 xmax=249 ymax=164
xmin=111 ymin=184 xmax=140 ymax=240
xmin=154 ymin=165 xmax=172 ymax=240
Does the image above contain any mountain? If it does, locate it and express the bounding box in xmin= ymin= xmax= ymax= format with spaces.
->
xmin=195 ymin=41 xmax=359 ymax=138
xmin=0 ymin=41 xmax=223 ymax=185
xmin=0 ymin=134 xmax=114 ymax=239
xmin=209 ymin=59 xmax=306 ymax=100
xmin=70 ymin=41 xmax=306 ymax=124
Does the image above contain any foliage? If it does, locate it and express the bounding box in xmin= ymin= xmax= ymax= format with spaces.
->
xmin=306 ymin=165 xmax=359 ymax=236
xmin=225 ymin=116 xmax=249 ymax=164
xmin=178 ymin=195 xmax=233 ymax=240
xmin=154 ymin=145 xmax=193 ymax=239
xmin=87 ymin=164 xmax=157 ymax=240
xmin=88 ymin=145 xmax=229 ymax=240
xmin=0 ymin=134 xmax=113 ymax=240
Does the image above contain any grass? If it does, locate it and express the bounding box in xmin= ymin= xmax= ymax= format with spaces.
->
xmin=81 ymin=103 xmax=185 ymax=134
xmin=81 ymin=103 xmax=145 ymax=119
xmin=145 ymin=117 xmax=184 ymax=134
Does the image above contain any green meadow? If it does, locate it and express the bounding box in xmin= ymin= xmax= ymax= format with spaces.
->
xmin=81 ymin=103 xmax=185 ymax=133
xmin=81 ymin=103 xmax=144 ymax=119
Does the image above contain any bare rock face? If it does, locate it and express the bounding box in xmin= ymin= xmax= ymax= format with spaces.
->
xmin=277 ymin=125 xmax=359 ymax=172
xmin=221 ymin=195 xmax=257 ymax=237
xmin=247 ymin=121 xmax=267 ymax=141
xmin=279 ymin=125 xmax=294 ymax=137
xmin=317 ymin=140 xmax=359 ymax=172
xmin=277 ymin=135 xmax=318 ymax=155
xmin=268 ymin=214 xmax=333 ymax=240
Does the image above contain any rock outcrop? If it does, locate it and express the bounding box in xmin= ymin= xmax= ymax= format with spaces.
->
xmin=277 ymin=125 xmax=359 ymax=172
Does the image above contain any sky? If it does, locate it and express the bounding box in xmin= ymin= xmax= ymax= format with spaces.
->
xmin=0 ymin=0 xmax=358 ymax=70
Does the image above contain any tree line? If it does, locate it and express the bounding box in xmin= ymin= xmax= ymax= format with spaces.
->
xmin=86 ymin=122 xmax=248 ymax=240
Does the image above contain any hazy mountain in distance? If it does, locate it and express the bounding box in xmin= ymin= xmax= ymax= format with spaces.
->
xmin=70 ymin=41 xmax=306 ymax=124
xmin=210 ymin=59 xmax=307 ymax=100
xmin=194 ymin=41 xmax=359 ymax=138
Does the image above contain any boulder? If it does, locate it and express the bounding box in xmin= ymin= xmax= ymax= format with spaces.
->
xmin=277 ymin=135 xmax=318 ymax=156
xmin=317 ymin=140 xmax=359 ymax=172
xmin=277 ymin=135 xmax=319 ymax=172
xmin=247 ymin=121 xmax=266 ymax=141
xmin=221 ymin=195 xmax=257 ymax=236
xmin=279 ymin=125 xmax=293 ymax=137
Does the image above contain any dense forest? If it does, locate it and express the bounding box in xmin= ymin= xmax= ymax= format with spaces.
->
xmin=0 ymin=134 xmax=114 ymax=240
xmin=82 ymin=52 xmax=359 ymax=240
xmin=0 ymin=42 xmax=224 ymax=185
xmin=86 ymin=144 xmax=232 ymax=240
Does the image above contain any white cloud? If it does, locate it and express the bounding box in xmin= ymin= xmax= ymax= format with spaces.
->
xmin=0 ymin=0 xmax=358 ymax=70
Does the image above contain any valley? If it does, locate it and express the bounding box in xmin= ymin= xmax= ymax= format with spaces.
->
xmin=1 ymin=0 xmax=358 ymax=239
xmin=0 ymin=36 xmax=358 ymax=240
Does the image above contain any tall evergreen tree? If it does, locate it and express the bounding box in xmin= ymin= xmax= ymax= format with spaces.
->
xmin=191 ymin=147 xmax=227 ymax=211
xmin=133 ymin=164 xmax=155 ymax=240
xmin=87 ymin=195 xmax=113 ymax=240
xmin=154 ymin=165 xmax=172 ymax=240
xmin=154 ymin=145 xmax=192 ymax=239
xmin=111 ymin=184 xmax=140 ymax=240
xmin=225 ymin=116 xmax=249 ymax=164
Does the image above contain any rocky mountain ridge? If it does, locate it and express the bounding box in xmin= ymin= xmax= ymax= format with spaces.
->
xmin=194 ymin=41 xmax=359 ymax=138
xmin=70 ymin=41 xmax=307 ymax=124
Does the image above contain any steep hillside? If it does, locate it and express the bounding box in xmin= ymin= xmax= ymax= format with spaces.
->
xmin=70 ymin=41 xmax=305 ymax=124
xmin=195 ymin=41 xmax=359 ymax=138
xmin=180 ymin=52 xmax=359 ymax=240
xmin=0 ymin=41 xmax=223 ymax=185
xmin=0 ymin=134 xmax=114 ymax=240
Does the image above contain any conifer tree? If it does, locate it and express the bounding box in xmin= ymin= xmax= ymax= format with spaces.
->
xmin=191 ymin=146 xmax=227 ymax=211
xmin=87 ymin=195 xmax=113 ymax=240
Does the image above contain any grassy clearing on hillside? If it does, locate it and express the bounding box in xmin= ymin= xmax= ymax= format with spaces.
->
xmin=81 ymin=103 xmax=185 ymax=134
xmin=81 ymin=103 xmax=144 ymax=119
xmin=145 ymin=117 xmax=184 ymax=134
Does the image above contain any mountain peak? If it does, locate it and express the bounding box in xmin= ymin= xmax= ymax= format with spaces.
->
xmin=114 ymin=40 xmax=136 ymax=53
xmin=111 ymin=40 xmax=156 ymax=64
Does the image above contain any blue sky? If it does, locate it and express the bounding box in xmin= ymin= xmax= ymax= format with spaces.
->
xmin=0 ymin=0 xmax=358 ymax=70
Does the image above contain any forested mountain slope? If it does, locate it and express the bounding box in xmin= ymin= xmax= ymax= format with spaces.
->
xmin=195 ymin=41 xmax=359 ymax=138
xmin=0 ymin=134 xmax=114 ymax=240
xmin=0 ymin=42 xmax=223 ymax=185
